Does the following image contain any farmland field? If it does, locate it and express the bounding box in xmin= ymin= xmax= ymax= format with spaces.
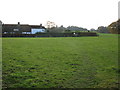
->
xmin=2 ymin=34 xmax=119 ymax=88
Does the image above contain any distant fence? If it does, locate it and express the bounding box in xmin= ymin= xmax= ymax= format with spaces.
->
xmin=2 ymin=32 xmax=98 ymax=37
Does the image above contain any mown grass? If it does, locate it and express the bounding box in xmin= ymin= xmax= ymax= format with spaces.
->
xmin=2 ymin=33 xmax=119 ymax=88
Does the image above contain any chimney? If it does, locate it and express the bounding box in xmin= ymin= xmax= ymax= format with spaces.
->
xmin=40 ymin=24 xmax=42 ymax=27
xmin=18 ymin=22 xmax=20 ymax=25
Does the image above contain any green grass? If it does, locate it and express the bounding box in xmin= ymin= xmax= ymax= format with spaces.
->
xmin=2 ymin=33 xmax=119 ymax=88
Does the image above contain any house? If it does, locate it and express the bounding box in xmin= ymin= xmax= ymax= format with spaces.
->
xmin=2 ymin=22 xmax=46 ymax=34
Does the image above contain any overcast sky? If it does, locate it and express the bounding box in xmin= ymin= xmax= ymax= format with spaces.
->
xmin=0 ymin=0 xmax=119 ymax=29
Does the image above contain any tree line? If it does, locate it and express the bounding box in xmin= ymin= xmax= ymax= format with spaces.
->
xmin=45 ymin=20 xmax=120 ymax=34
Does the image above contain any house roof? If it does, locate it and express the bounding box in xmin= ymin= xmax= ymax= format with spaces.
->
xmin=2 ymin=24 xmax=31 ymax=32
xmin=2 ymin=23 xmax=46 ymax=32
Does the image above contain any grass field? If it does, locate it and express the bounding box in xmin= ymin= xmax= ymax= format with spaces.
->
xmin=2 ymin=34 xmax=119 ymax=88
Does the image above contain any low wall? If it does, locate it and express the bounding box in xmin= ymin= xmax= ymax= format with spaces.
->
xmin=2 ymin=32 xmax=98 ymax=37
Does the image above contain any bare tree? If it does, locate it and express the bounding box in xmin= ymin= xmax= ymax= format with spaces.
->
xmin=46 ymin=21 xmax=56 ymax=29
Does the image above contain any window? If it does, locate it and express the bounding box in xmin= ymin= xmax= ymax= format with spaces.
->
xmin=22 ymin=32 xmax=27 ymax=34
xmin=4 ymin=32 xmax=7 ymax=34
xmin=26 ymin=32 xmax=31 ymax=34
xmin=22 ymin=32 xmax=31 ymax=34
xmin=13 ymin=29 xmax=19 ymax=31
